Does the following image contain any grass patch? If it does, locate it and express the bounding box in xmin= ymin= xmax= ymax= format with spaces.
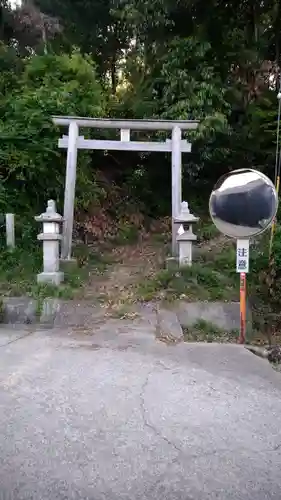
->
xmin=112 ymin=223 xmax=140 ymax=245
xmin=183 ymin=319 xmax=239 ymax=343
xmin=137 ymin=258 xmax=239 ymax=302
xmin=198 ymin=245 xmax=236 ymax=269
xmin=197 ymin=219 xmax=219 ymax=243
xmin=0 ymin=243 xmax=110 ymax=300
xmin=136 ymin=233 xmax=272 ymax=305
xmin=109 ymin=303 xmax=140 ymax=320
xmin=73 ymin=243 xmax=113 ymax=271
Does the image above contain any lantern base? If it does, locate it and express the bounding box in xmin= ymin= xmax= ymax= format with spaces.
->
xmin=37 ymin=271 xmax=64 ymax=286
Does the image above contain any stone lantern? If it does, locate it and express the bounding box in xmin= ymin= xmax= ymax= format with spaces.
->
xmin=35 ymin=200 xmax=64 ymax=285
xmin=174 ymin=201 xmax=199 ymax=266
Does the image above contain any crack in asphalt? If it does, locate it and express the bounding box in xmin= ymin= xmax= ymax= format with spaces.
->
xmin=139 ymin=368 xmax=183 ymax=455
xmin=138 ymin=366 xmax=251 ymax=463
xmin=0 ymin=329 xmax=36 ymax=348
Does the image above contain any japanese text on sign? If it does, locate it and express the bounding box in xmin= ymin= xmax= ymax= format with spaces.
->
xmin=236 ymin=239 xmax=250 ymax=273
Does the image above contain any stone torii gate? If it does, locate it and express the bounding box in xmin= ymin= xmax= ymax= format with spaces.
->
xmin=52 ymin=116 xmax=199 ymax=260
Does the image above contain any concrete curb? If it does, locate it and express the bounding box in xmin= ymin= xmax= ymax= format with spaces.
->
xmin=1 ymin=297 xmax=60 ymax=327
xmin=0 ymin=298 xmax=185 ymax=343
xmin=0 ymin=297 xmax=106 ymax=328
xmin=0 ymin=297 xmax=251 ymax=343
xmin=155 ymin=306 xmax=184 ymax=344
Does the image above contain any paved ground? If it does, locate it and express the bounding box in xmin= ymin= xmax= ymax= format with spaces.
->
xmin=0 ymin=320 xmax=281 ymax=500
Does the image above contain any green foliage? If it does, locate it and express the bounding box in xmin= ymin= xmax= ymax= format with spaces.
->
xmin=0 ymin=240 xmax=109 ymax=299
xmin=119 ymin=36 xmax=229 ymax=130
xmin=266 ymin=223 xmax=281 ymax=306
xmin=183 ymin=320 xmax=238 ymax=343
xmin=137 ymin=258 xmax=238 ymax=303
xmin=197 ymin=219 xmax=219 ymax=243
xmin=2 ymin=0 xmax=280 ymax=207
xmin=159 ymin=38 xmax=229 ymax=122
xmin=0 ymin=42 xmax=23 ymax=95
xmin=114 ymin=222 xmax=140 ymax=245
xmin=0 ymin=50 xmax=106 ymax=213
xmin=272 ymin=226 xmax=281 ymax=273
xmin=35 ymin=0 xmax=132 ymax=88
xmin=1 ymin=0 xmax=281 ymax=310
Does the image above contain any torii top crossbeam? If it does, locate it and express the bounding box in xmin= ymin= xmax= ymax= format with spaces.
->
xmin=52 ymin=116 xmax=199 ymax=130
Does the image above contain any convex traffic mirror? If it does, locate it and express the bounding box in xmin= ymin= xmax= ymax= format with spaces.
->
xmin=209 ymin=169 xmax=278 ymax=239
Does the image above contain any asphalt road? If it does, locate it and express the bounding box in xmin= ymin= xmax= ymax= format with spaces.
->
xmin=0 ymin=325 xmax=281 ymax=500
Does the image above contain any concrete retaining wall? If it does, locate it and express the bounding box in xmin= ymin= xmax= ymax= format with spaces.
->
xmin=174 ymin=301 xmax=252 ymax=332
xmin=0 ymin=297 xmax=252 ymax=338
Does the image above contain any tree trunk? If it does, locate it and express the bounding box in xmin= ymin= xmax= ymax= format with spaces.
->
xmin=111 ymin=57 xmax=116 ymax=93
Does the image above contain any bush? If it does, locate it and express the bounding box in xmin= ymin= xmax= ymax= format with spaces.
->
xmin=0 ymin=50 xmax=107 ymax=214
xmin=268 ymin=224 xmax=281 ymax=305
